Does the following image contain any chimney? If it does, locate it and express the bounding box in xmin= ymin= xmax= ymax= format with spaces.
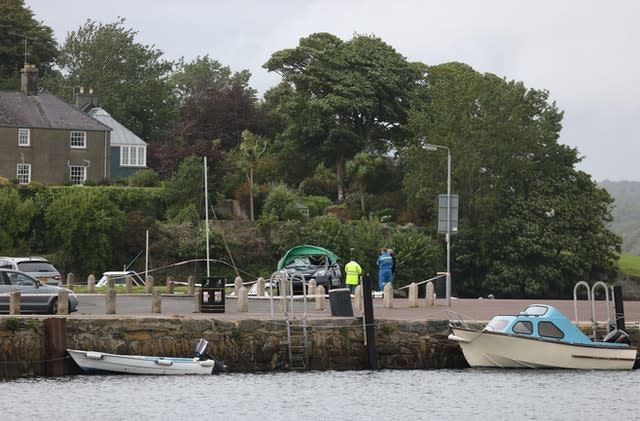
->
xmin=74 ymin=87 xmax=99 ymax=111
xmin=20 ymin=64 xmax=38 ymax=96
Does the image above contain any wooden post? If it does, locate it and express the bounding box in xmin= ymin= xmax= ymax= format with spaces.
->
xmin=408 ymin=283 xmax=418 ymax=308
xmin=152 ymin=288 xmax=161 ymax=313
xmin=9 ymin=291 xmax=20 ymax=315
xmin=238 ymin=286 xmax=248 ymax=312
xmin=383 ymin=283 xmax=394 ymax=308
xmin=187 ymin=275 xmax=195 ymax=295
xmin=106 ymin=288 xmax=116 ymax=314
xmin=57 ymin=290 xmax=69 ymax=315
xmin=87 ymin=274 xmax=96 ymax=293
xmin=45 ymin=318 xmax=67 ymax=377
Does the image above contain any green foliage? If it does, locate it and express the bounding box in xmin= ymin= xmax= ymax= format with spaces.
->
xmin=5 ymin=318 xmax=19 ymax=332
xmin=45 ymin=188 xmax=126 ymax=277
xmin=617 ymin=253 xmax=640 ymax=276
xmin=163 ymin=156 xmax=207 ymax=221
xmin=260 ymin=183 xmax=303 ymax=221
xmin=387 ymin=229 xmax=442 ymax=288
xmin=0 ymin=187 xmax=36 ymax=254
xmin=301 ymin=195 xmax=333 ymax=217
xmin=299 ymin=163 xmax=337 ymax=199
xmin=128 ymin=169 xmax=161 ymax=187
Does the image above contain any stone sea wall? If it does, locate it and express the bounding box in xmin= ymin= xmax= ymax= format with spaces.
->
xmin=1 ymin=317 xmax=638 ymax=378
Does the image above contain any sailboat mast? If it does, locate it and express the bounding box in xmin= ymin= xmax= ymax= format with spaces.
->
xmin=204 ymin=157 xmax=210 ymax=277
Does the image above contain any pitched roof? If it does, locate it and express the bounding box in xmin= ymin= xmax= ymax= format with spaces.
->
xmin=88 ymin=108 xmax=146 ymax=146
xmin=0 ymin=90 xmax=110 ymax=132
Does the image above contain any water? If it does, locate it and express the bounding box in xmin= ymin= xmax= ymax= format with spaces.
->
xmin=2 ymin=369 xmax=639 ymax=421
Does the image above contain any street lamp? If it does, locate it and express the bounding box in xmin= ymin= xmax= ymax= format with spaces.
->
xmin=423 ymin=142 xmax=452 ymax=306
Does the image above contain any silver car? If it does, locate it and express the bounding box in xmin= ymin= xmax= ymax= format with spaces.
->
xmin=0 ymin=256 xmax=62 ymax=286
xmin=0 ymin=269 xmax=78 ymax=314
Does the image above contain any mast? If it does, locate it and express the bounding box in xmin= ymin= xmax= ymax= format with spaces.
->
xmin=204 ymin=157 xmax=210 ymax=277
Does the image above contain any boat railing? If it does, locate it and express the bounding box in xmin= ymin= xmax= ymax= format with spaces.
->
xmin=446 ymin=310 xmax=471 ymax=329
xmin=573 ymin=280 xmax=615 ymax=340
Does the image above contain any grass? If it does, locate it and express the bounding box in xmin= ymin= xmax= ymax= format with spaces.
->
xmin=618 ymin=253 xmax=640 ymax=277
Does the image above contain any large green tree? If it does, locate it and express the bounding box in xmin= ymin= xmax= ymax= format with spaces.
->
xmin=403 ymin=62 xmax=621 ymax=298
xmin=264 ymin=32 xmax=421 ymax=201
xmin=0 ymin=0 xmax=58 ymax=89
xmin=57 ymin=18 xmax=177 ymax=140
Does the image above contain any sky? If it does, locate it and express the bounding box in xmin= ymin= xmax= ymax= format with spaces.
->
xmin=23 ymin=0 xmax=640 ymax=182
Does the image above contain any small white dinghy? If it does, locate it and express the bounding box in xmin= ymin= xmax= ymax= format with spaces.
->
xmin=67 ymin=338 xmax=224 ymax=375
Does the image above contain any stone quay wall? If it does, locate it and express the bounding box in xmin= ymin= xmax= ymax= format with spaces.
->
xmin=1 ymin=317 xmax=638 ymax=378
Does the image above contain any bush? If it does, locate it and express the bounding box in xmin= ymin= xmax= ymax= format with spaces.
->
xmin=128 ymin=169 xmax=161 ymax=187
xmin=261 ymin=183 xmax=304 ymax=221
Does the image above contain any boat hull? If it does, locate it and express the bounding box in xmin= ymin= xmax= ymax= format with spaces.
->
xmin=449 ymin=328 xmax=637 ymax=370
xmin=67 ymin=349 xmax=217 ymax=375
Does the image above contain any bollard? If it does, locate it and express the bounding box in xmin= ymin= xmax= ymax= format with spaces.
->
xmin=234 ymin=276 xmax=243 ymax=296
xmin=125 ymin=275 xmax=133 ymax=293
xmin=9 ymin=290 xmax=20 ymax=315
xmin=107 ymin=275 xmax=115 ymax=289
xmin=353 ymin=285 xmax=363 ymax=314
xmin=425 ymin=282 xmax=435 ymax=306
xmin=408 ymin=283 xmax=418 ymax=308
xmin=279 ymin=276 xmax=290 ymax=313
xmin=66 ymin=272 xmax=75 ymax=291
xmin=87 ymin=274 xmax=96 ymax=293
xmin=238 ymin=286 xmax=248 ymax=312
xmin=187 ymin=275 xmax=195 ymax=295
xmin=308 ymin=279 xmax=317 ymax=301
xmin=315 ymin=284 xmax=326 ymax=310
xmin=167 ymin=280 xmax=175 ymax=295
xmin=145 ymin=275 xmax=153 ymax=294
xmin=152 ymin=288 xmax=161 ymax=313
xmin=256 ymin=277 xmax=265 ymax=297
xmin=383 ymin=283 xmax=394 ymax=308
xmin=57 ymin=290 xmax=69 ymax=315
xmin=106 ymin=288 xmax=116 ymax=314
xmin=194 ymin=287 xmax=202 ymax=312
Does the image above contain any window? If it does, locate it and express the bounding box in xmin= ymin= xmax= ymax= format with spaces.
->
xmin=538 ymin=322 xmax=564 ymax=339
xmin=70 ymin=165 xmax=86 ymax=184
xmin=512 ymin=321 xmax=533 ymax=335
xmin=70 ymin=131 xmax=86 ymax=148
xmin=18 ymin=128 xmax=30 ymax=146
xmin=120 ymin=146 xmax=147 ymax=167
xmin=16 ymin=163 xmax=31 ymax=184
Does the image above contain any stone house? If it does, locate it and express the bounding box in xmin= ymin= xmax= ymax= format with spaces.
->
xmin=0 ymin=64 xmax=111 ymax=185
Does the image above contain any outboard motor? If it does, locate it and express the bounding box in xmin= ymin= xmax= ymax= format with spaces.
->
xmin=193 ymin=338 xmax=226 ymax=373
xmin=603 ymin=329 xmax=631 ymax=345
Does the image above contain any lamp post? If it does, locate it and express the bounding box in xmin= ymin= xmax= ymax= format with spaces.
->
xmin=423 ymin=142 xmax=452 ymax=306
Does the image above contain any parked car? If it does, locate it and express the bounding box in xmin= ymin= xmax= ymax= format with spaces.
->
xmin=0 ymin=269 xmax=79 ymax=314
xmin=276 ymin=245 xmax=344 ymax=293
xmin=0 ymin=256 xmax=62 ymax=286
xmin=96 ymin=271 xmax=145 ymax=287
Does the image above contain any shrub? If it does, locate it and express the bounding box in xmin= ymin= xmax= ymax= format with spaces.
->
xmin=128 ymin=169 xmax=161 ymax=187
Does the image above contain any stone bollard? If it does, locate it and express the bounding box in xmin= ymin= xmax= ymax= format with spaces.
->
xmin=167 ymin=280 xmax=175 ymax=295
xmin=125 ymin=275 xmax=133 ymax=293
xmin=234 ymin=276 xmax=243 ymax=296
xmin=9 ymin=291 xmax=20 ymax=315
xmin=279 ymin=276 xmax=290 ymax=313
xmin=194 ymin=287 xmax=202 ymax=312
xmin=353 ymin=285 xmax=362 ymax=314
xmin=425 ymin=281 xmax=435 ymax=306
xmin=315 ymin=284 xmax=326 ymax=310
xmin=256 ymin=277 xmax=265 ymax=297
xmin=106 ymin=288 xmax=116 ymax=314
xmin=87 ymin=274 xmax=96 ymax=293
xmin=408 ymin=283 xmax=418 ymax=308
xmin=145 ymin=275 xmax=153 ymax=294
xmin=57 ymin=290 xmax=69 ymax=315
xmin=107 ymin=275 xmax=115 ymax=289
xmin=237 ymin=286 xmax=248 ymax=312
xmin=383 ymin=283 xmax=394 ymax=308
xmin=152 ymin=288 xmax=161 ymax=313
xmin=66 ymin=272 xmax=75 ymax=291
xmin=308 ymin=279 xmax=317 ymax=298
xmin=187 ymin=275 xmax=195 ymax=295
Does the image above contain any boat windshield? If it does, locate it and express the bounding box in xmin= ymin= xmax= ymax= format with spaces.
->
xmin=484 ymin=319 xmax=509 ymax=332
xmin=523 ymin=305 xmax=548 ymax=316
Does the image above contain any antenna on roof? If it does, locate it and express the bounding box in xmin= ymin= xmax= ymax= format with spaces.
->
xmin=7 ymin=29 xmax=38 ymax=65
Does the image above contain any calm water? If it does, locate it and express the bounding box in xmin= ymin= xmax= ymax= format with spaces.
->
xmin=2 ymin=369 xmax=639 ymax=421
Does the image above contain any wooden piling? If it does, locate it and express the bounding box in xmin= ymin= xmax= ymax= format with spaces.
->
xmin=45 ymin=318 xmax=66 ymax=377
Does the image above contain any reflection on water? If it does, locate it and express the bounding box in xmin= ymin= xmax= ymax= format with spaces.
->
xmin=2 ymin=369 xmax=639 ymax=421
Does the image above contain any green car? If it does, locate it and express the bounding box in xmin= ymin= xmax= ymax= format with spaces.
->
xmin=0 ymin=269 xmax=78 ymax=314
xmin=277 ymin=245 xmax=344 ymax=293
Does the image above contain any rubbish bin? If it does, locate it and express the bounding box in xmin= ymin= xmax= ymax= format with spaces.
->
xmin=201 ymin=277 xmax=226 ymax=313
xmin=329 ymin=288 xmax=353 ymax=317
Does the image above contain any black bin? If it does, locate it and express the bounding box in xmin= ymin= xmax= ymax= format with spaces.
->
xmin=329 ymin=288 xmax=353 ymax=317
xmin=201 ymin=277 xmax=226 ymax=313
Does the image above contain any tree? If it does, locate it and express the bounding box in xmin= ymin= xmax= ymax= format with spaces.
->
xmin=57 ymin=18 xmax=177 ymax=140
xmin=346 ymin=152 xmax=384 ymax=215
xmin=0 ymin=187 xmax=35 ymax=254
xmin=402 ymin=62 xmax=621 ymax=297
xmin=0 ymin=0 xmax=58 ymax=89
xmin=235 ymin=130 xmax=268 ymax=221
xmin=264 ymin=32 xmax=421 ymax=202
xmin=162 ymin=155 xmax=208 ymax=222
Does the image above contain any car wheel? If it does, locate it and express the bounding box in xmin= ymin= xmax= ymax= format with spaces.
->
xmin=49 ymin=297 xmax=58 ymax=314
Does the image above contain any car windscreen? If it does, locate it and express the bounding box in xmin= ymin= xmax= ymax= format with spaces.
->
xmin=17 ymin=262 xmax=57 ymax=272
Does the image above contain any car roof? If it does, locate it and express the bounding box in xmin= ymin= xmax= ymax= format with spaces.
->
xmin=0 ymin=256 xmax=49 ymax=262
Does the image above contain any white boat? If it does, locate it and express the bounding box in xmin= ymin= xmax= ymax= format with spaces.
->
xmin=67 ymin=338 xmax=224 ymax=375
xmin=448 ymin=304 xmax=638 ymax=370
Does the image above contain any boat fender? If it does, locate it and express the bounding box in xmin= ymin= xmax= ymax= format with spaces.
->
xmin=155 ymin=359 xmax=173 ymax=366
xmin=86 ymin=352 xmax=104 ymax=360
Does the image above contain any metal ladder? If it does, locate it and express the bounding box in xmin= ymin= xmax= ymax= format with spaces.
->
xmin=281 ymin=274 xmax=309 ymax=370
xmin=573 ymin=280 xmax=616 ymax=340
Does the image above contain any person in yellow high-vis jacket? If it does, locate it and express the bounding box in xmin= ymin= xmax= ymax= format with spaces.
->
xmin=344 ymin=258 xmax=363 ymax=293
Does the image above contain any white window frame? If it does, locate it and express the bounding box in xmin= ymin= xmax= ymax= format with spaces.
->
xmin=18 ymin=128 xmax=30 ymax=146
xmin=70 ymin=165 xmax=86 ymax=184
xmin=70 ymin=131 xmax=86 ymax=149
xmin=16 ymin=163 xmax=31 ymax=184
xmin=120 ymin=145 xmax=147 ymax=167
